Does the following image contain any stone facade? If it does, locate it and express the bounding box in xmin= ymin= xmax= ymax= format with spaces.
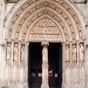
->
xmin=0 ymin=0 xmax=88 ymax=88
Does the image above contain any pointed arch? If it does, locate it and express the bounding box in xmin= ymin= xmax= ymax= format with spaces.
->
xmin=4 ymin=0 xmax=85 ymax=43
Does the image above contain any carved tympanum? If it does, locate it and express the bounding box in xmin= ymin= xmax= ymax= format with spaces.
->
xmin=29 ymin=17 xmax=62 ymax=42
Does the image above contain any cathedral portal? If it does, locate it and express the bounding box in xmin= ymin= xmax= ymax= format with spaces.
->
xmin=3 ymin=0 xmax=85 ymax=88
xmin=28 ymin=43 xmax=62 ymax=88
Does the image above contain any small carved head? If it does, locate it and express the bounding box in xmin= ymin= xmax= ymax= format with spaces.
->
xmin=14 ymin=42 xmax=18 ymax=47
xmin=72 ymin=43 xmax=76 ymax=48
xmin=22 ymin=44 xmax=25 ymax=48
xmin=7 ymin=41 xmax=11 ymax=47
xmin=79 ymin=42 xmax=84 ymax=47
xmin=66 ymin=44 xmax=70 ymax=48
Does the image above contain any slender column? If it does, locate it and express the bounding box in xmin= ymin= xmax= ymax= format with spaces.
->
xmin=41 ymin=41 xmax=49 ymax=88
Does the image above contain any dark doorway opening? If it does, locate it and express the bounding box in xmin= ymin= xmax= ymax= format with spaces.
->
xmin=49 ymin=43 xmax=62 ymax=88
xmin=28 ymin=43 xmax=42 ymax=88
xmin=28 ymin=43 xmax=62 ymax=88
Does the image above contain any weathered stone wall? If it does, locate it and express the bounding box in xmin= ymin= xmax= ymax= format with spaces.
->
xmin=72 ymin=1 xmax=88 ymax=88
xmin=0 ymin=0 xmax=6 ymax=87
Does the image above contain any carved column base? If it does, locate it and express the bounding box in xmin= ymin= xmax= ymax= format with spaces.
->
xmin=41 ymin=84 xmax=49 ymax=88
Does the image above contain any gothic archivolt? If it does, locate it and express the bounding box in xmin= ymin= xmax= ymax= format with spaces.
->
xmin=4 ymin=0 xmax=85 ymax=87
xmin=5 ymin=0 xmax=85 ymax=64
xmin=5 ymin=0 xmax=84 ymax=42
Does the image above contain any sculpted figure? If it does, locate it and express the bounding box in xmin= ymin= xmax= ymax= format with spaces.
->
xmin=72 ymin=43 xmax=77 ymax=62
xmin=65 ymin=44 xmax=70 ymax=62
xmin=42 ymin=46 xmax=48 ymax=62
xmin=13 ymin=42 xmax=19 ymax=62
xmin=79 ymin=42 xmax=84 ymax=62
xmin=7 ymin=42 xmax=11 ymax=61
xmin=20 ymin=44 xmax=25 ymax=62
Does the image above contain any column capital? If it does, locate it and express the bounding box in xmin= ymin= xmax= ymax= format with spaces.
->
xmin=41 ymin=40 xmax=49 ymax=46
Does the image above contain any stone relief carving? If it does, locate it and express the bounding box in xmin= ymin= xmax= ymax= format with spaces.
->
xmin=79 ymin=31 xmax=83 ymax=39
xmin=7 ymin=0 xmax=82 ymax=42
xmin=13 ymin=42 xmax=19 ymax=65
xmin=72 ymin=43 xmax=77 ymax=62
xmin=6 ymin=41 xmax=11 ymax=61
xmin=71 ymin=43 xmax=78 ymax=68
xmin=20 ymin=44 xmax=25 ymax=67
xmin=42 ymin=47 xmax=48 ymax=61
xmin=6 ymin=0 xmax=84 ymax=66
xmin=42 ymin=62 xmax=48 ymax=69
xmin=4 ymin=0 xmax=85 ymax=87
xmin=65 ymin=44 xmax=70 ymax=62
xmin=29 ymin=17 xmax=62 ymax=42
xmin=30 ymin=18 xmax=60 ymax=34
xmin=71 ymin=32 xmax=75 ymax=38
xmin=29 ymin=34 xmax=62 ymax=42
xmin=65 ymin=43 xmax=71 ymax=69
xmin=20 ymin=44 xmax=25 ymax=62
xmin=6 ymin=41 xmax=11 ymax=67
xmin=79 ymin=42 xmax=85 ymax=66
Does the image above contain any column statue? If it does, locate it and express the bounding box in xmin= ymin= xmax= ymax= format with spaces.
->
xmin=20 ymin=44 xmax=25 ymax=68
xmin=20 ymin=44 xmax=25 ymax=62
xmin=65 ymin=44 xmax=70 ymax=62
xmin=79 ymin=42 xmax=85 ymax=68
xmin=72 ymin=43 xmax=77 ymax=62
xmin=6 ymin=42 xmax=11 ymax=61
xmin=41 ymin=41 xmax=49 ymax=88
xmin=79 ymin=42 xmax=85 ymax=85
xmin=13 ymin=42 xmax=19 ymax=63
xmin=79 ymin=42 xmax=84 ymax=62
xmin=65 ymin=43 xmax=70 ymax=68
xmin=6 ymin=41 xmax=12 ymax=68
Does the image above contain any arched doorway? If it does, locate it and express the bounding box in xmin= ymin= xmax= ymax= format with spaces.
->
xmin=4 ymin=0 xmax=85 ymax=88
xmin=28 ymin=42 xmax=62 ymax=88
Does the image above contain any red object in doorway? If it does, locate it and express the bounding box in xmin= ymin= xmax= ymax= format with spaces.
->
xmin=49 ymin=70 xmax=53 ymax=77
